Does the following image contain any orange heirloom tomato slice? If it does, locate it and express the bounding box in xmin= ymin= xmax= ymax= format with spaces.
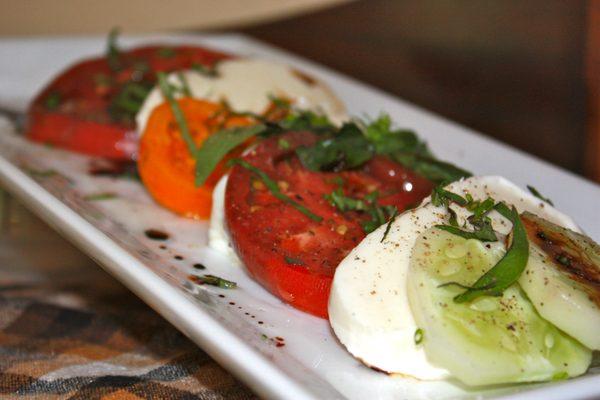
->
xmin=138 ymin=98 xmax=252 ymax=219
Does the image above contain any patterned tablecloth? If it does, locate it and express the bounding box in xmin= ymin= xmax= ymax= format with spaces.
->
xmin=0 ymin=191 xmax=257 ymax=399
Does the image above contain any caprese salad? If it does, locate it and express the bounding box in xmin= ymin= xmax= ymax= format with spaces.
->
xmin=24 ymin=31 xmax=599 ymax=388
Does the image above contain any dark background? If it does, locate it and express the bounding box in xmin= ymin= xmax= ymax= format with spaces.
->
xmin=239 ymin=0 xmax=589 ymax=176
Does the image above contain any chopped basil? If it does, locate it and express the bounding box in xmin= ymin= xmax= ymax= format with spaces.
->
xmin=466 ymin=197 xmax=496 ymax=225
xmin=194 ymin=125 xmax=266 ymax=186
xmin=106 ymin=27 xmax=121 ymax=71
xmin=44 ymin=92 xmax=61 ymax=110
xmin=325 ymin=189 xmax=396 ymax=234
xmin=176 ymin=72 xmax=192 ymax=97
xmin=278 ymin=138 xmax=291 ymax=150
xmin=436 ymin=217 xmax=497 ymax=242
xmin=284 ymin=256 xmax=305 ymax=266
xmin=452 ymin=204 xmax=529 ymax=303
xmin=232 ymin=159 xmax=323 ymax=222
xmin=431 ymin=184 xmax=468 ymax=207
xmin=25 ymin=168 xmax=57 ymax=178
xmin=414 ymin=328 xmax=424 ymax=345
xmin=527 ymin=185 xmax=554 ymax=206
xmin=296 ymin=123 xmax=374 ymax=172
xmin=381 ymin=208 xmax=398 ymax=242
xmin=157 ymin=47 xmax=176 ymax=58
xmin=194 ymin=274 xmax=237 ymax=289
xmin=191 ymin=62 xmax=218 ymax=77
xmin=83 ymin=192 xmax=117 ymax=201
xmin=157 ymin=72 xmax=197 ymax=155
xmin=109 ymin=81 xmax=152 ymax=123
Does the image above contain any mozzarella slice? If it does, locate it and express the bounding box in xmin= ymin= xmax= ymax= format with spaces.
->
xmin=328 ymin=176 xmax=579 ymax=380
xmin=136 ymin=59 xmax=347 ymax=134
xmin=208 ymin=174 xmax=242 ymax=266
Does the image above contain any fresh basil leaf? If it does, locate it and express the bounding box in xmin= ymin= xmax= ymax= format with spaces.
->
xmin=157 ymin=72 xmax=197 ymax=155
xmin=232 ymin=159 xmax=323 ymax=222
xmin=106 ymin=27 xmax=121 ymax=71
xmin=109 ymin=81 xmax=153 ymax=123
xmin=176 ymin=72 xmax=192 ymax=97
xmin=436 ymin=217 xmax=497 ymax=242
xmin=157 ymin=47 xmax=176 ymax=58
xmin=191 ymin=62 xmax=218 ymax=77
xmin=381 ymin=208 xmax=398 ymax=242
xmin=453 ymin=205 xmax=529 ymax=303
xmin=44 ymin=92 xmax=61 ymax=110
xmin=527 ymin=185 xmax=554 ymax=206
xmin=278 ymin=110 xmax=335 ymax=134
xmin=194 ymin=125 xmax=266 ymax=186
xmin=362 ymin=114 xmax=428 ymax=155
xmin=431 ymin=184 xmax=468 ymax=207
xmin=284 ymin=256 xmax=305 ymax=266
xmin=296 ymin=123 xmax=373 ymax=172
xmin=192 ymin=274 xmax=237 ymax=289
xmin=83 ymin=192 xmax=117 ymax=201
xmin=393 ymin=152 xmax=471 ymax=184
xmin=467 ymin=197 xmax=496 ymax=226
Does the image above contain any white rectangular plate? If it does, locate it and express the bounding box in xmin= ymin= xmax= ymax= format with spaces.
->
xmin=0 ymin=34 xmax=598 ymax=400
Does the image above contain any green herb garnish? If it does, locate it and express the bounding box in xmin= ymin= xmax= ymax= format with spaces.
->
xmin=278 ymin=138 xmax=291 ymax=150
xmin=176 ymin=72 xmax=192 ymax=97
xmin=232 ymin=159 xmax=323 ymax=222
xmin=194 ymin=274 xmax=237 ymax=289
xmin=44 ymin=92 xmax=61 ymax=110
xmin=325 ymin=189 xmax=396 ymax=234
xmin=191 ymin=62 xmax=218 ymax=77
xmin=431 ymin=184 xmax=468 ymax=207
xmin=109 ymin=82 xmax=152 ymax=123
xmin=527 ymin=185 xmax=554 ymax=206
xmin=25 ymin=168 xmax=57 ymax=178
xmin=414 ymin=328 xmax=424 ymax=345
xmin=83 ymin=192 xmax=117 ymax=201
xmin=195 ymin=125 xmax=266 ymax=186
xmin=106 ymin=27 xmax=121 ymax=71
xmin=381 ymin=208 xmax=398 ymax=242
xmin=157 ymin=47 xmax=176 ymax=58
xmin=296 ymin=123 xmax=373 ymax=172
xmin=451 ymin=203 xmax=529 ymax=303
xmin=436 ymin=217 xmax=497 ymax=242
xmin=157 ymin=72 xmax=197 ymax=155
xmin=284 ymin=256 xmax=305 ymax=266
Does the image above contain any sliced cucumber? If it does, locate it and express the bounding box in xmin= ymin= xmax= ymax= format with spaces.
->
xmin=519 ymin=212 xmax=600 ymax=350
xmin=407 ymin=227 xmax=592 ymax=386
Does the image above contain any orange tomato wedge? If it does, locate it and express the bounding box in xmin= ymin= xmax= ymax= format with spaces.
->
xmin=138 ymin=98 xmax=253 ymax=219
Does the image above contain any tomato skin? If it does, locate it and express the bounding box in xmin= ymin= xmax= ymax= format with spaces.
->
xmin=26 ymin=45 xmax=230 ymax=160
xmin=225 ymin=132 xmax=434 ymax=318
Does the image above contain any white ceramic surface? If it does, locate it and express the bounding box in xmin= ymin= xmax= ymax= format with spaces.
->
xmin=0 ymin=34 xmax=598 ymax=400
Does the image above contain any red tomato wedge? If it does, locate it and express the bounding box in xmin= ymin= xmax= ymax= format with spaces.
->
xmin=26 ymin=45 xmax=230 ymax=160
xmin=225 ymin=131 xmax=434 ymax=318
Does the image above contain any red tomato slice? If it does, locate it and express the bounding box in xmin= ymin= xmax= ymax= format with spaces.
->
xmin=225 ymin=132 xmax=434 ymax=318
xmin=26 ymin=45 xmax=230 ymax=160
